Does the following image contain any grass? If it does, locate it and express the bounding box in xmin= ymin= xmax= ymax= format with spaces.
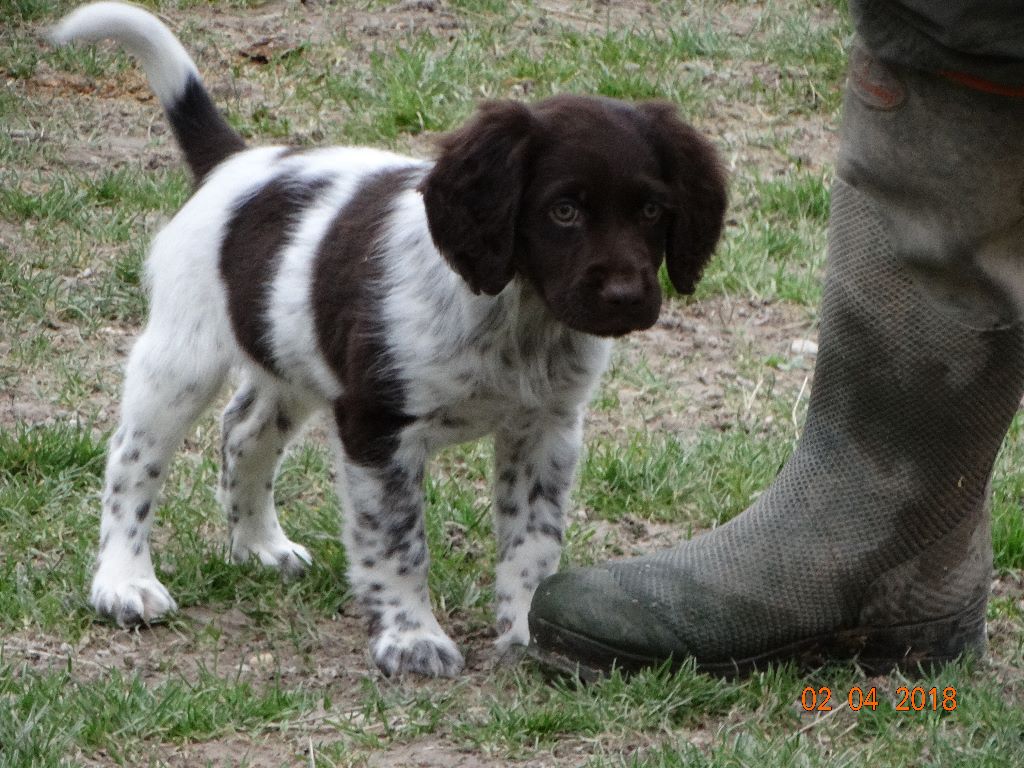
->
xmin=2 ymin=0 xmax=1023 ymax=766
xmin=0 ymin=661 xmax=317 ymax=766
xmin=692 ymin=172 xmax=830 ymax=305
xmin=577 ymin=428 xmax=787 ymax=528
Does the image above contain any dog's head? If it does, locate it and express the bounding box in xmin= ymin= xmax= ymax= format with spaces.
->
xmin=420 ymin=94 xmax=727 ymax=337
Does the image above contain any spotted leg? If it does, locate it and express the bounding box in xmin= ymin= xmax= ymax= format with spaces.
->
xmin=493 ymin=408 xmax=583 ymax=651
xmin=332 ymin=433 xmax=463 ymax=678
xmin=91 ymin=330 xmax=227 ymax=626
xmin=218 ymin=379 xmax=315 ymax=576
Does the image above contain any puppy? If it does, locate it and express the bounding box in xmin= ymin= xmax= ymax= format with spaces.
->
xmin=51 ymin=2 xmax=726 ymax=677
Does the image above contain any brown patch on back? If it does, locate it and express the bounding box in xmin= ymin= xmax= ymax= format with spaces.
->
xmin=220 ymin=171 xmax=331 ymax=374
xmin=312 ymin=166 xmax=425 ymax=466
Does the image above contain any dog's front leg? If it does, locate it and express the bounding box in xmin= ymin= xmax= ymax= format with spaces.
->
xmin=492 ymin=408 xmax=584 ymax=651
xmin=333 ymin=441 xmax=463 ymax=678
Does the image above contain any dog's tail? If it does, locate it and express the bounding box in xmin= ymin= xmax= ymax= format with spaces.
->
xmin=50 ymin=2 xmax=245 ymax=182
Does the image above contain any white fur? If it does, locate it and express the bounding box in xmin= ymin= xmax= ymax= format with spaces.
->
xmin=50 ymin=2 xmax=198 ymax=107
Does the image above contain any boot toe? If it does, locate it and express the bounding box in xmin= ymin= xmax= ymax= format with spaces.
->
xmin=528 ymin=567 xmax=686 ymax=675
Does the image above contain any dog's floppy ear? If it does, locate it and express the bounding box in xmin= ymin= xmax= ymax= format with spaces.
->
xmin=637 ymin=102 xmax=727 ymax=295
xmin=419 ymin=101 xmax=534 ymax=296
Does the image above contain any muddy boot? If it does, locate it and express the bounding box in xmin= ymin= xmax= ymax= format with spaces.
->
xmin=528 ymin=48 xmax=1024 ymax=677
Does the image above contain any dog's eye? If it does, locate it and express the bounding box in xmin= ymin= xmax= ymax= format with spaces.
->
xmin=550 ymin=202 xmax=580 ymax=226
xmin=641 ymin=202 xmax=663 ymax=223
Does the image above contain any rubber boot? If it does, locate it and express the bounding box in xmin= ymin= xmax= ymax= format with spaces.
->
xmin=528 ymin=48 xmax=1024 ymax=677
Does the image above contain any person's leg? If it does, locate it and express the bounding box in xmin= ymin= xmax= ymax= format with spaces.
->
xmin=528 ymin=50 xmax=1024 ymax=676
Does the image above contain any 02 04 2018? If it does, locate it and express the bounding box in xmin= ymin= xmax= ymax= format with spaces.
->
xmin=800 ymin=685 xmax=958 ymax=713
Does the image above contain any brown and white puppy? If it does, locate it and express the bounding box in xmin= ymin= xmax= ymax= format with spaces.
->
xmin=52 ymin=2 xmax=726 ymax=677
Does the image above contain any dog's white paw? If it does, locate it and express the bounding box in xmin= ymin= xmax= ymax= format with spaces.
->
xmin=495 ymin=592 xmax=531 ymax=652
xmin=494 ymin=620 xmax=530 ymax=654
xmin=230 ymin=533 xmax=312 ymax=578
xmin=371 ymin=626 xmax=464 ymax=678
xmin=90 ymin=570 xmax=177 ymax=627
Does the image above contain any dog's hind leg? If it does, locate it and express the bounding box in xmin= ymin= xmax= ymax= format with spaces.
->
xmin=91 ymin=327 xmax=227 ymax=627
xmin=218 ymin=377 xmax=315 ymax=576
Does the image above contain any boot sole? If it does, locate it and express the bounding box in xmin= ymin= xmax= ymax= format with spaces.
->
xmin=528 ymin=599 xmax=987 ymax=682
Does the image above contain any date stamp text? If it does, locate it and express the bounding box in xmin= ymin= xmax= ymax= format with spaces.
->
xmin=800 ymin=685 xmax=958 ymax=712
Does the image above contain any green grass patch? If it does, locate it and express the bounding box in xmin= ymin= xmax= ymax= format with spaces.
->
xmin=696 ymin=173 xmax=830 ymax=305
xmin=992 ymin=413 xmax=1024 ymax=571
xmin=0 ymin=423 xmax=107 ymax=634
xmin=0 ymin=660 xmax=316 ymax=765
xmin=1 ymin=165 xmax=187 ymax=330
xmin=579 ymin=428 xmax=789 ymax=528
xmin=1 ymin=167 xmax=189 ymax=226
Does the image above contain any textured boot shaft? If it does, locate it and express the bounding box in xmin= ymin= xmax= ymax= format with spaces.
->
xmin=804 ymin=178 xmax=1022 ymax=622
xmin=841 ymin=47 xmax=1024 ymax=329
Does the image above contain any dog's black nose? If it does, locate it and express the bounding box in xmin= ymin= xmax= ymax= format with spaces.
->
xmin=599 ymin=275 xmax=646 ymax=307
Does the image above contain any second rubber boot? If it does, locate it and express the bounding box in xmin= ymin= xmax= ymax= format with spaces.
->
xmin=529 ymin=49 xmax=1024 ymax=677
